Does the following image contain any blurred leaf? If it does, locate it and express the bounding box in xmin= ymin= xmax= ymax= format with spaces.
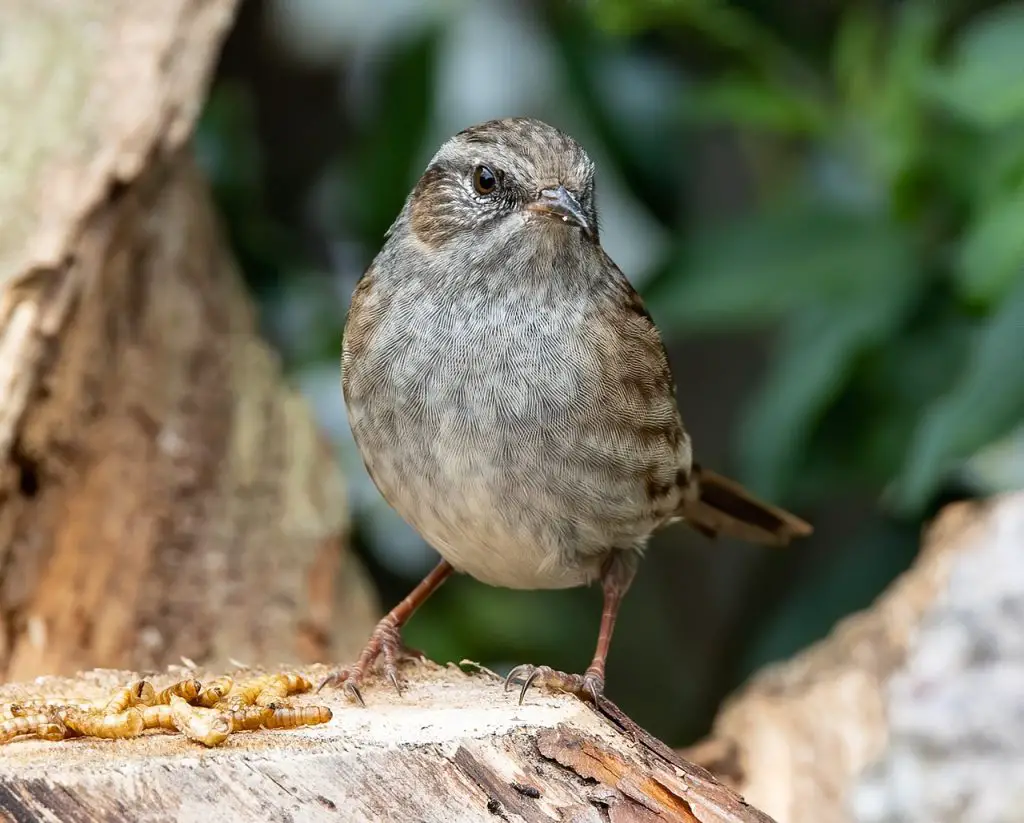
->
xmin=960 ymin=123 xmax=1024 ymax=205
xmin=925 ymin=4 xmax=1024 ymax=127
xmin=871 ymin=3 xmax=942 ymax=183
xmin=884 ymin=1 xmax=943 ymax=93
xmin=832 ymin=6 xmax=882 ymax=107
xmin=196 ymin=83 xmax=264 ymax=194
xmin=590 ymin=0 xmax=771 ymax=48
xmin=343 ymin=28 xmax=439 ymax=241
xmin=894 ymin=276 xmax=1024 ymax=511
xmin=767 ymin=300 xmax=972 ymax=501
xmin=738 ymin=281 xmax=916 ymax=498
xmin=645 ymin=199 xmax=917 ymax=331
xmin=829 ymin=3 xmax=942 ymax=201
xmin=683 ymin=73 xmax=828 ymax=135
xmin=964 ymin=423 xmax=1024 ymax=494
xmin=549 ymin=12 xmax=693 ymax=221
xmin=587 ymin=0 xmax=814 ymax=83
xmin=957 ymin=184 xmax=1024 ymax=305
xmin=859 ymin=310 xmax=973 ymax=481
xmin=195 ymin=82 xmax=296 ymax=292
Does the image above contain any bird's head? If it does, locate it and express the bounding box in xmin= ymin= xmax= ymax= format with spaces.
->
xmin=405 ymin=117 xmax=599 ymax=253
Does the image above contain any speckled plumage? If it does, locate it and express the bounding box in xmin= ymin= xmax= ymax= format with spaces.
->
xmin=343 ymin=118 xmax=689 ymax=590
xmin=326 ymin=118 xmax=811 ymax=705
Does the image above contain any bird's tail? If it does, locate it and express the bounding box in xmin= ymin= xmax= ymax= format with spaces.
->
xmin=678 ymin=465 xmax=812 ymax=547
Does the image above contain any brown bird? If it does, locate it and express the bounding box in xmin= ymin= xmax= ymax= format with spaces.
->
xmin=322 ymin=117 xmax=812 ymax=706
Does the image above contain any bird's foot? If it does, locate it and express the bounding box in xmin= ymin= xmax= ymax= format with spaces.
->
xmin=504 ymin=664 xmax=605 ymax=706
xmin=317 ymin=619 xmax=423 ymax=706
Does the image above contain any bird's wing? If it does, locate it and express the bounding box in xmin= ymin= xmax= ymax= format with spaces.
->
xmin=584 ymin=251 xmax=692 ymax=513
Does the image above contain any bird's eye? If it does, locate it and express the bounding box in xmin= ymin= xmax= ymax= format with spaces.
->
xmin=472 ymin=165 xmax=498 ymax=195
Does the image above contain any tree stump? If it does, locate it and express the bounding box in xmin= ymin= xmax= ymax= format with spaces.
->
xmin=0 ymin=662 xmax=776 ymax=823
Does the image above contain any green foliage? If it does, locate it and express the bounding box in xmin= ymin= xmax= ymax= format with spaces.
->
xmin=195 ymin=83 xmax=297 ymax=293
xmin=683 ymin=74 xmax=828 ymax=135
xmin=340 ymin=29 xmax=440 ymax=242
xmin=646 ymin=202 xmax=916 ymax=329
xmin=925 ymin=4 xmax=1024 ymax=128
xmin=956 ymin=184 xmax=1024 ymax=304
xmin=605 ymin=0 xmax=1024 ymax=512
xmin=589 ymin=0 xmax=808 ymax=76
xmin=895 ymin=278 xmax=1024 ymax=509
xmin=738 ymin=284 xmax=917 ymax=499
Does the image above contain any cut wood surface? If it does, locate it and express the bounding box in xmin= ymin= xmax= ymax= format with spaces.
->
xmin=0 ymin=0 xmax=378 ymax=681
xmin=0 ymin=661 xmax=775 ymax=823
xmin=685 ymin=491 xmax=1024 ymax=823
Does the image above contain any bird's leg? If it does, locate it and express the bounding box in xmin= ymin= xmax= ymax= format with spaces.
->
xmin=506 ymin=552 xmax=637 ymax=705
xmin=318 ymin=559 xmax=453 ymax=705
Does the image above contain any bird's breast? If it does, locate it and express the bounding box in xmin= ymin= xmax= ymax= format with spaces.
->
xmin=343 ymin=263 xmax=681 ymax=589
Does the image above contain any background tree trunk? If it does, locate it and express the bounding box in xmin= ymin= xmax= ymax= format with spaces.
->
xmin=0 ymin=0 xmax=377 ymax=681
xmin=685 ymin=491 xmax=1024 ymax=823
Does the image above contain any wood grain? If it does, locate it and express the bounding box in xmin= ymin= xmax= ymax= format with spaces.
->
xmin=0 ymin=662 xmax=777 ymax=823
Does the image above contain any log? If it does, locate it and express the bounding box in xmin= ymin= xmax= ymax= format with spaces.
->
xmin=684 ymin=491 xmax=1024 ymax=823
xmin=0 ymin=0 xmax=378 ymax=679
xmin=0 ymin=662 xmax=776 ymax=823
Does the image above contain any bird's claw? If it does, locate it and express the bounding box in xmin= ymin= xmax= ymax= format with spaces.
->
xmin=316 ymin=672 xmax=366 ymax=707
xmin=317 ymin=619 xmax=418 ymax=705
xmin=345 ymin=681 xmax=365 ymax=708
xmin=387 ymin=669 xmax=403 ymax=697
xmin=504 ymin=664 xmax=605 ymax=706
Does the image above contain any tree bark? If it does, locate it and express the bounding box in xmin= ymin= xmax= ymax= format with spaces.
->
xmin=0 ymin=662 xmax=777 ymax=823
xmin=0 ymin=0 xmax=377 ymax=680
xmin=685 ymin=491 xmax=1024 ymax=823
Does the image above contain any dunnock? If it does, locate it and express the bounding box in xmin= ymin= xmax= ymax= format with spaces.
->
xmin=323 ymin=117 xmax=812 ymax=705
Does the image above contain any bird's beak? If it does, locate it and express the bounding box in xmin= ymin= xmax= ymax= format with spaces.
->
xmin=526 ymin=185 xmax=593 ymax=239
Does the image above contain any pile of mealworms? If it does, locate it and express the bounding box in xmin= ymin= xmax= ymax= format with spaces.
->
xmin=0 ymin=671 xmax=332 ymax=748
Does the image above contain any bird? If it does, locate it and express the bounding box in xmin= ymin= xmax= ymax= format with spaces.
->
xmin=321 ymin=116 xmax=812 ymax=706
